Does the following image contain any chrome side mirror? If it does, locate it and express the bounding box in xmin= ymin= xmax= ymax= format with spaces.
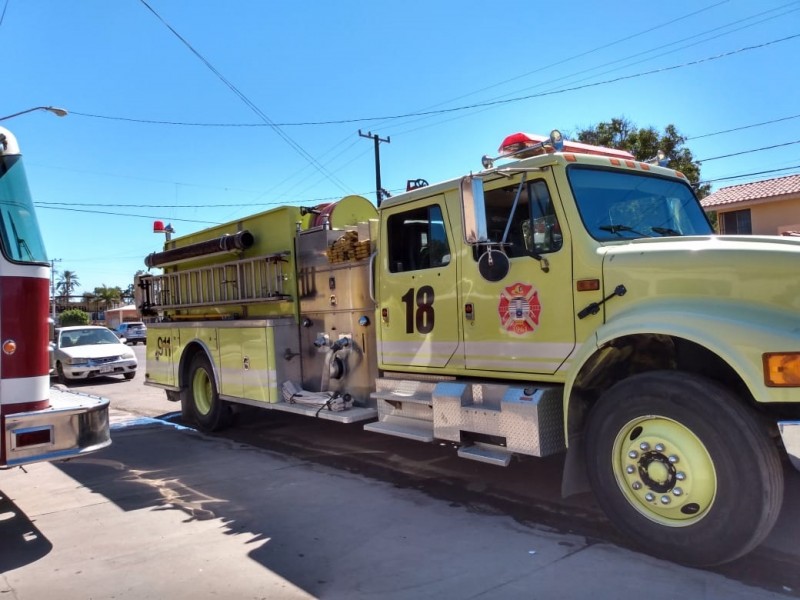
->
xmin=461 ymin=176 xmax=488 ymax=245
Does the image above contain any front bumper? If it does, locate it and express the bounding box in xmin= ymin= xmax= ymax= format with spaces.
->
xmin=779 ymin=421 xmax=800 ymax=471
xmin=63 ymin=358 xmax=137 ymax=380
xmin=4 ymin=387 xmax=111 ymax=467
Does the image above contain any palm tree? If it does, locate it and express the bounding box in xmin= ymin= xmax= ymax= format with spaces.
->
xmin=56 ymin=270 xmax=80 ymax=299
xmin=93 ymin=284 xmax=123 ymax=311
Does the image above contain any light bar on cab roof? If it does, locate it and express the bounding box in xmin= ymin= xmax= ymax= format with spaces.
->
xmin=482 ymin=129 xmax=635 ymax=169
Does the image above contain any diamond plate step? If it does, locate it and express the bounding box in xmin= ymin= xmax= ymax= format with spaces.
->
xmin=457 ymin=444 xmax=512 ymax=467
xmin=364 ymin=415 xmax=434 ymax=442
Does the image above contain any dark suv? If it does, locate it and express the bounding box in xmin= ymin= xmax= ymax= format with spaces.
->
xmin=114 ymin=322 xmax=147 ymax=345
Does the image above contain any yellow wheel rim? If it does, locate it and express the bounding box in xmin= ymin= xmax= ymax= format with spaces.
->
xmin=192 ymin=367 xmax=213 ymax=416
xmin=612 ymin=415 xmax=717 ymax=527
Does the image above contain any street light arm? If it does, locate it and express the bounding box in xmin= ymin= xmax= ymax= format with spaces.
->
xmin=0 ymin=106 xmax=69 ymax=122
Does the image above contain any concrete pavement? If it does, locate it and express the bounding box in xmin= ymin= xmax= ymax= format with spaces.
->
xmin=0 ymin=409 xmax=794 ymax=600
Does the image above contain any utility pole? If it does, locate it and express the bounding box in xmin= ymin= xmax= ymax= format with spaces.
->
xmin=358 ymin=130 xmax=390 ymax=206
xmin=50 ymin=258 xmax=61 ymax=323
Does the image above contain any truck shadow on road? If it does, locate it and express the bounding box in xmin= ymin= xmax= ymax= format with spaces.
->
xmin=36 ymin=414 xmax=800 ymax=598
xmin=0 ymin=491 xmax=52 ymax=573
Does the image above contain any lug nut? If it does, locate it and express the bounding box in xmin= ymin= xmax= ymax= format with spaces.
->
xmin=655 ymin=443 xmax=665 ymax=452
xmin=645 ymin=492 xmax=655 ymax=502
xmin=660 ymin=495 xmax=671 ymax=505
xmin=673 ymin=487 xmax=683 ymax=497
xmin=639 ymin=442 xmax=650 ymax=451
xmin=628 ymin=450 xmax=639 ymax=459
xmin=632 ymin=482 xmax=642 ymax=490
xmin=626 ymin=465 xmax=636 ymax=474
xmin=668 ymin=455 xmax=679 ymax=464
xmin=676 ymin=472 xmax=686 ymax=481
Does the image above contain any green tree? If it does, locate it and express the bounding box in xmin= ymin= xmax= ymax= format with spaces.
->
xmin=59 ymin=308 xmax=89 ymax=326
xmin=574 ymin=117 xmax=710 ymax=199
xmin=122 ymin=270 xmax=146 ymax=304
xmin=93 ymin=284 xmax=123 ymax=310
xmin=56 ymin=270 xmax=80 ymax=299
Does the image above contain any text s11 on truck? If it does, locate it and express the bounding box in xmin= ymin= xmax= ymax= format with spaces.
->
xmin=139 ymin=130 xmax=800 ymax=567
xmin=0 ymin=127 xmax=110 ymax=468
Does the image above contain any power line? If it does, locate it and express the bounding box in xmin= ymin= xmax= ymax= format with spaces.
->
xmin=0 ymin=0 xmax=9 ymax=28
xmin=697 ymin=139 xmax=800 ymax=162
xmin=71 ymin=32 xmax=800 ymax=128
xmin=699 ymin=164 xmax=800 ymax=185
xmin=137 ymin=0 xmax=351 ymax=195
xmin=34 ymin=205 xmax=222 ymax=224
xmin=688 ymin=114 xmax=800 ymax=140
xmin=408 ymin=1 xmax=733 ymax=112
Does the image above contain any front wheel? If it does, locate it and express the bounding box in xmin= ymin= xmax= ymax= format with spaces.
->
xmin=56 ymin=362 xmax=69 ymax=385
xmin=184 ymin=353 xmax=232 ymax=432
xmin=585 ymin=371 xmax=783 ymax=567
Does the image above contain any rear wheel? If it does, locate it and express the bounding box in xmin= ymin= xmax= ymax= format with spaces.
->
xmin=184 ymin=353 xmax=232 ymax=432
xmin=585 ymin=370 xmax=783 ymax=566
xmin=123 ymin=372 xmax=135 ymax=380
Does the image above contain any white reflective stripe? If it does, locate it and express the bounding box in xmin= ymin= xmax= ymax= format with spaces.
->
xmin=465 ymin=358 xmax=568 ymax=371
xmin=0 ymin=262 xmax=48 ymax=279
xmin=0 ymin=375 xmax=50 ymax=406
xmin=465 ymin=341 xmax=578 ymax=360
xmin=378 ymin=340 xmax=456 ymax=363
xmin=219 ymin=366 xmax=275 ymax=382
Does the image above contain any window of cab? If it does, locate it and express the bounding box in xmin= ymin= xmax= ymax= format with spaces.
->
xmin=475 ymin=178 xmax=563 ymax=260
xmin=387 ymin=204 xmax=451 ymax=273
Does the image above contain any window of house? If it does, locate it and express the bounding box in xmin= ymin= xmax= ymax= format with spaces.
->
xmin=721 ymin=209 xmax=752 ymax=234
xmin=387 ymin=204 xmax=451 ymax=273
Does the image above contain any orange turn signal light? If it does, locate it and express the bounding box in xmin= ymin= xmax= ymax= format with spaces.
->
xmin=2 ymin=339 xmax=16 ymax=355
xmin=763 ymin=352 xmax=800 ymax=387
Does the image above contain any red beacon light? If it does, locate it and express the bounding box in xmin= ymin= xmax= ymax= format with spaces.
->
xmin=482 ymin=128 xmax=634 ymax=169
xmin=153 ymin=220 xmax=175 ymax=241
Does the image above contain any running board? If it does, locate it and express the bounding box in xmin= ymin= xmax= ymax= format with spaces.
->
xmin=237 ymin=399 xmax=378 ymax=424
xmin=458 ymin=444 xmax=512 ymax=467
xmin=364 ymin=415 xmax=434 ymax=442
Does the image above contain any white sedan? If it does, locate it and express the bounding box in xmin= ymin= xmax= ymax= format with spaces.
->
xmin=52 ymin=326 xmax=138 ymax=383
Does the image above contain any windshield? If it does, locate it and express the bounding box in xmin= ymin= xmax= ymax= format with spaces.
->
xmin=60 ymin=328 xmax=122 ymax=347
xmin=567 ymin=166 xmax=713 ymax=242
xmin=0 ymin=154 xmax=48 ymax=263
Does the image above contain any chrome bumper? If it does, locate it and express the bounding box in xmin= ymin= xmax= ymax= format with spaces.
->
xmin=4 ymin=387 xmax=111 ymax=467
xmin=779 ymin=421 xmax=800 ymax=471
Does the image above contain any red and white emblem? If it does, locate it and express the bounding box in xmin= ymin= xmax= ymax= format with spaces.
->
xmin=498 ymin=282 xmax=541 ymax=335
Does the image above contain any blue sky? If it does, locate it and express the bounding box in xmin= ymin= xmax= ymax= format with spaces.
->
xmin=2 ymin=0 xmax=799 ymax=295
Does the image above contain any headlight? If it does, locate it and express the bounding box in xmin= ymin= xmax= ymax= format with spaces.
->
xmin=66 ymin=357 xmax=87 ymax=366
xmin=763 ymin=352 xmax=800 ymax=387
xmin=122 ymin=351 xmax=135 ymax=360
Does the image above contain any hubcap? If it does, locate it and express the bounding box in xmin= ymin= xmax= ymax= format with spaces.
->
xmin=192 ymin=367 xmax=213 ymax=416
xmin=612 ymin=415 xmax=716 ymax=526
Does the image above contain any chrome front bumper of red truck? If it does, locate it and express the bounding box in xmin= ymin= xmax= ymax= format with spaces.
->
xmin=3 ymin=387 xmax=111 ymax=467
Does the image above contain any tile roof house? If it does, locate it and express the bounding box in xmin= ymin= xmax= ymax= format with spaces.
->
xmin=700 ymin=173 xmax=800 ymax=235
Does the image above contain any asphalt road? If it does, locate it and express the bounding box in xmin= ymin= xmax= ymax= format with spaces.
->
xmin=2 ymin=343 xmax=799 ymax=599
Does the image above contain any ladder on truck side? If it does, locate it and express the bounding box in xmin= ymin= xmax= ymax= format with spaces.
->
xmin=139 ymin=251 xmax=291 ymax=311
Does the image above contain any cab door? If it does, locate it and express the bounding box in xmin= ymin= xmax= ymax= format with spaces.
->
xmin=461 ymin=173 xmax=576 ymax=375
xmin=378 ymin=198 xmax=459 ymax=369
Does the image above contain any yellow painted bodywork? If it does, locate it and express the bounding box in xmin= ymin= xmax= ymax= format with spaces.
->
xmin=375 ymin=166 xmax=583 ymax=382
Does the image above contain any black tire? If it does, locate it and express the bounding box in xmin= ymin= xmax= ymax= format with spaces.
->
xmin=183 ymin=353 xmax=232 ymax=432
xmin=56 ymin=362 xmax=69 ymax=385
xmin=585 ymin=370 xmax=783 ymax=567
xmin=123 ymin=372 xmax=135 ymax=380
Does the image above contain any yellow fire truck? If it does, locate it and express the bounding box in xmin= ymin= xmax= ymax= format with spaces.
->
xmin=139 ymin=131 xmax=800 ymax=567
